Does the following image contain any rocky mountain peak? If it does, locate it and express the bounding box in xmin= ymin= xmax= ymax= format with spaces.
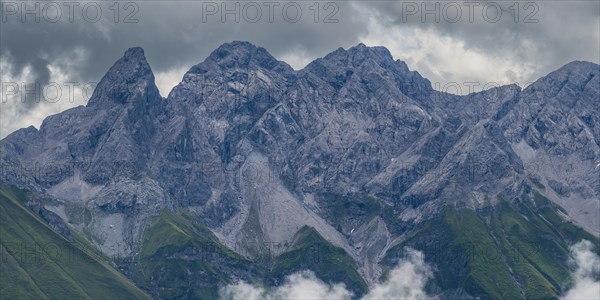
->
xmin=304 ymin=43 xmax=432 ymax=97
xmin=307 ymin=43 xmax=396 ymax=72
xmin=168 ymin=41 xmax=295 ymax=114
xmin=86 ymin=47 xmax=160 ymax=109
xmin=559 ymin=60 xmax=599 ymax=73
xmin=526 ymin=61 xmax=598 ymax=92
xmin=123 ymin=46 xmax=146 ymax=61
xmin=195 ymin=40 xmax=293 ymax=73
xmin=347 ymin=43 xmax=395 ymax=63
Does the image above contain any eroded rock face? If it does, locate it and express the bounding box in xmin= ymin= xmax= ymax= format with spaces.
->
xmin=1 ymin=41 xmax=598 ymax=283
xmin=1 ymin=46 xmax=169 ymax=257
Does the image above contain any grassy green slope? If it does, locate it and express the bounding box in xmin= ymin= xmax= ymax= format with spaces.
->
xmin=130 ymin=211 xmax=368 ymax=299
xmin=0 ymin=186 xmax=151 ymax=300
xmin=129 ymin=209 xmax=264 ymax=299
xmin=384 ymin=193 xmax=600 ymax=300
xmin=6 ymin=181 xmax=593 ymax=300
xmin=271 ymin=226 xmax=368 ymax=296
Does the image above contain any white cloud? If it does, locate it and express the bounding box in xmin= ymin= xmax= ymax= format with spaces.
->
xmin=0 ymin=48 xmax=91 ymax=138
xmin=357 ymin=6 xmax=538 ymax=95
xmin=561 ymin=240 xmax=600 ymax=300
xmin=1 ymin=53 xmax=36 ymax=138
xmin=363 ymin=248 xmax=434 ymax=299
xmin=220 ymin=281 xmax=268 ymax=300
xmin=220 ymin=248 xmax=435 ymax=300
xmin=278 ymin=47 xmax=314 ymax=71
xmin=1 ymin=52 xmax=191 ymax=138
xmin=220 ymin=271 xmax=354 ymax=300
xmin=155 ymin=66 xmax=189 ymax=98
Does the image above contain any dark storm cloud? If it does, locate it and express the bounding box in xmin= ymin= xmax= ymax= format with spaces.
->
xmin=2 ymin=1 xmax=598 ymax=84
xmin=0 ymin=0 xmax=368 ymax=137
xmin=363 ymin=0 xmax=600 ymax=80
xmin=1 ymin=0 xmax=599 ymax=138
xmin=1 ymin=0 xmax=367 ymax=83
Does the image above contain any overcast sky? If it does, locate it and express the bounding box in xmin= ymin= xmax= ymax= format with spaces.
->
xmin=1 ymin=0 xmax=599 ymax=138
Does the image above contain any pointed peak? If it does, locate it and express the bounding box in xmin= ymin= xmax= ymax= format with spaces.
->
xmin=217 ymin=40 xmax=257 ymax=50
xmin=307 ymin=43 xmax=399 ymax=74
xmin=304 ymin=43 xmax=433 ymax=94
xmin=108 ymin=46 xmax=152 ymax=75
xmin=360 ymin=44 xmax=394 ymax=60
xmin=208 ymin=40 xmax=260 ymax=61
xmin=556 ymin=60 xmax=599 ymax=73
xmin=348 ymin=43 xmax=394 ymax=59
xmin=315 ymin=43 xmax=395 ymax=67
xmin=347 ymin=42 xmax=387 ymax=54
xmin=124 ymin=47 xmax=146 ymax=60
xmin=526 ymin=60 xmax=599 ymax=96
xmin=188 ymin=41 xmax=292 ymax=74
xmin=538 ymin=60 xmax=599 ymax=81
xmin=87 ymin=47 xmax=159 ymax=108
xmin=562 ymin=60 xmax=598 ymax=67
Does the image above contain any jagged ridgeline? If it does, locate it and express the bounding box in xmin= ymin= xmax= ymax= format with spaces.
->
xmin=1 ymin=41 xmax=599 ymax=299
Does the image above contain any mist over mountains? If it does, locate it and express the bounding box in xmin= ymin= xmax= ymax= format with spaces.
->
xmin=1 ymin=41 xmax=599 ymax=299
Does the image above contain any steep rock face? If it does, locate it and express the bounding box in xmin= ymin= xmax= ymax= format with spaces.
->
xmin=1 ymin=41 xmax=599 ymax=297
xmin=499 ymin=61 xmax=600 ymax=234
xmin=1 ymin=47 xmax=171 ymax=257
xmin=156 ymin=42 xmax=304 ymax=252
xmin=254 ymin=44 xmax=437 ymax=197
xmin=158 ymin=42 xmax=295 ymax=211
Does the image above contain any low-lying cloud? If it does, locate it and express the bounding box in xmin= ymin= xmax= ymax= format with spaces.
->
xmin=220 ymin=271 xmax=353 ymax=300
xmin=362 ymin=249 xmax=433 ymax=299
xmin=220 ymin=248 xmax=435 ymax=300
xmin=561 ymin=240 xmax=600 ymax=300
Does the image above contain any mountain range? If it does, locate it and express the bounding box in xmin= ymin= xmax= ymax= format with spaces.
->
xmin=1 ymin=41 xmax=599 ymax=299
